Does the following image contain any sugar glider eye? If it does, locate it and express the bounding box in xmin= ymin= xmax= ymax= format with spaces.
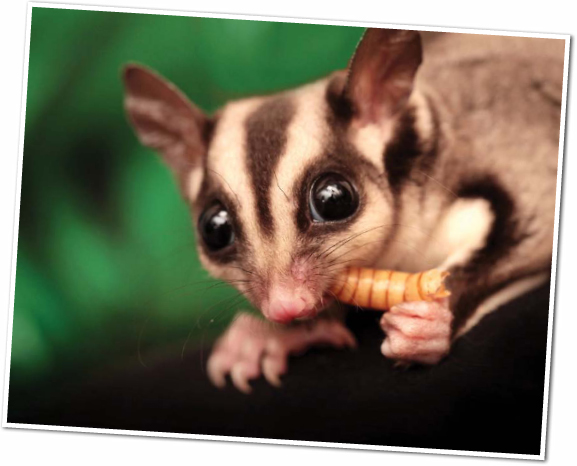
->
xmin=309 ymin=173 xmax=359 ymax=222
xmin=198 ymin=202 xmax=235 ymax=251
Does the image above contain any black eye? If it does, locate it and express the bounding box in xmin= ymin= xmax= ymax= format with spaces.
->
xmin=309 ymin=173 xmax=359 ymax=222
xmin=198 ymin=202 xmax=235 ymax=251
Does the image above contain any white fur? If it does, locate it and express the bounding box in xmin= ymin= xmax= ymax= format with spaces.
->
xmin=196 ymin=97 xmax=265 ymax=278
xmin=197 ymin=79 xmax=493 ymax=299
xmin=209 ymin=98 xmax=264 ymax=215
xmin=375 ymin=197 xmax=493 ymax=272
xmin=408 ymin=88 xmax=436 ymax=151
xmin=349 ymin=123 xmax=392 ymax=171
xmin=186 ymin=166 xmax=204 ymax=201
xmin=279 ymin=80 xmax=398 ymax=272
xmin=433 ymin=198 xmax=494 ymax=270
xmin=267 ymin=80 xmax=331 ymax=270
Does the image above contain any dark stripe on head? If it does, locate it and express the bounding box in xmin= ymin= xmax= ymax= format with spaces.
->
xmin=201 ymin=115 xmax=218 ymax=159
xmin=325 ymin=71 xmax=354 ymax=125
xmin=383 ymin=100 xmax=440 ymax=194
xmin=245 ymin=97 xmax=295 ymax=236
xmin=383 ymin=109 xmax=422 ymax=193
xmin=193 ymin=169 xmax=248 ymax=265
xmin=292 ymin=91 xmax=385 ymax=239
xmin=290 ymin=75 xmax=398 ymax=254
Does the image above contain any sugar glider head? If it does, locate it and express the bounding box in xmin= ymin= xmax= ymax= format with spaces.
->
xmin=123 ymin=28 xmax=423 ymax=323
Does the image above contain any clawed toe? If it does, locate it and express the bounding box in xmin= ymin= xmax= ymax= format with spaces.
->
xmin=206 ymin=313 xmax=356 ymax=392
xmin=262 ymin=354 xmax=286 ymax=387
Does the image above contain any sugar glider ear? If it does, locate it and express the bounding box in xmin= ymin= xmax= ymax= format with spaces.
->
xmin=344 ymin=28 xmax=422 ymax=124
xmin=122 ymin=64 xmax=209 ymax=175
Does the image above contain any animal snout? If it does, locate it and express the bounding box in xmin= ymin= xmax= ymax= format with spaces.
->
xmin=264 ymin=287 xmax=316 ymax=323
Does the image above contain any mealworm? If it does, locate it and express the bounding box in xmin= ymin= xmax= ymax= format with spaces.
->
xmin=330 ymin=267 xmax=451 ymax=311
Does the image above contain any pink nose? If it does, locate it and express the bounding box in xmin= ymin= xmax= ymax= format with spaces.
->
xmin=266 ymin=295 xmax=311 ymax=324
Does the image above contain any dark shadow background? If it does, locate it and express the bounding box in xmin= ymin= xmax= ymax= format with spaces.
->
xmin=8 ymin=6 xmax=551 ymax=456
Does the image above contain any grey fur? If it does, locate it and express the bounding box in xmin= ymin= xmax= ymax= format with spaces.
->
xmin=389 ymin=33 xmax=564 ymax=329
xmin=123 ymin=31 xmax=566 ymax=338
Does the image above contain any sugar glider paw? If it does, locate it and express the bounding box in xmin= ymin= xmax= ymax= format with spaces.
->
xmin=207 ymin=312 xmax=356 ymax=393
xmin=379 ymin=298 xmax=453 ymax=365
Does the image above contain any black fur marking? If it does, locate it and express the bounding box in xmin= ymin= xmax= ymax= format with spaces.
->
xmin=457 ymin=177 xmax=521 ymax=265
xmin=289 ymin=80 xmax=401 ymax=261
xmin=325 ymin=72 xmax=354 ymax=125
xmin=383 ymin=101 xmax=441 ymax=203
xmin=201 ymin=116 xmax=217 ymax=159
xmin=293 ymin=92 xmax=385 ymax=239
xmin=450 ymin=266 xmax=550 ymax=339
xmin=193 ymin=171 xmax=247 ymax=265
xmin=245 ymin=97 xmax=295 ymax=236
xmin=384 ymin=109 xmax=422 ymax=193
xmin=447 ymin=175 xmax=533 ymax=333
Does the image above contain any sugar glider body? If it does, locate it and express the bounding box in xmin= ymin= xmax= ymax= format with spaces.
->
xmin=123 ymin=29 xmax=564 ymax=392
xmin=379 ymin=32 xmax=562 ymax=333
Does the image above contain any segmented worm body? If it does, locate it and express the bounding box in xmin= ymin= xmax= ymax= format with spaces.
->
xmin=331 ymin=267 xmax=451 ymax=311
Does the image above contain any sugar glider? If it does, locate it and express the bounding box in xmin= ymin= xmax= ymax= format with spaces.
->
xmin=123 ymin=28 xmax=564 ymax=393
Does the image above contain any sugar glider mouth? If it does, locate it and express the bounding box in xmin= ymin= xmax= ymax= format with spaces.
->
xmin=293 ymin=294 xmax=335 ymax=322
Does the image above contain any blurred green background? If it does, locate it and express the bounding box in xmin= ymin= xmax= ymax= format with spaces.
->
xmin=10 ymin=7 xmax=363 ymax=394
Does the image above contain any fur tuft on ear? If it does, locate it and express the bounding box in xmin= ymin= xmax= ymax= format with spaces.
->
xmin=344 ymin=28 xmax=422 ymax=124
xmin=122 ymin=64 xmax=209 ymax=175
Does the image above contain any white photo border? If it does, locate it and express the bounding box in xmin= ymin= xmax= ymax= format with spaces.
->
xmin=2 ymin=2 xmax=571 ymax=461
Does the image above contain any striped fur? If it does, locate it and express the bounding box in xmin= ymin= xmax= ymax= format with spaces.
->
xmin=124 ymin=29 xmax=562 ymax=334
xmin=188 ymin=78 xmax=399 ymax=316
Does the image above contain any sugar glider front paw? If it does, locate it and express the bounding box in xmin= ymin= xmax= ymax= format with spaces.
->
xmin=380 ymin=298 xmax=453 ymax=365
xmin=207 ymin=312 xmax=356 ymax=393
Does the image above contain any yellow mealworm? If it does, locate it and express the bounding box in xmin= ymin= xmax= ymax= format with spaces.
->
xmin=330 ymin=267 xmax=451 ymax=311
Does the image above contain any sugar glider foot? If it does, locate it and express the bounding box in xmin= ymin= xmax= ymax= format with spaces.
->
xmin=380 ymin=298 xmax=452 ymax=365
xmin=207 ymin=312 xmax=356 ymax=393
